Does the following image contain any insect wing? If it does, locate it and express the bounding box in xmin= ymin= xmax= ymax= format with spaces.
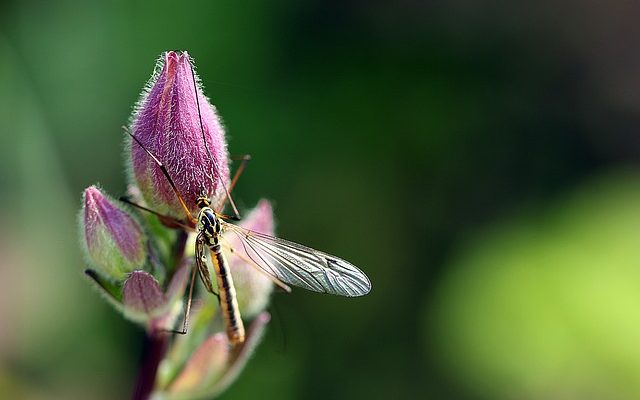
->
xmin=221 ymin=221 xmax=371 ymax=297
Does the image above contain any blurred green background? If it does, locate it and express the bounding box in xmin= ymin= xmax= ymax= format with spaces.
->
xmin=2 ymin=1 xmax=640 ymax=399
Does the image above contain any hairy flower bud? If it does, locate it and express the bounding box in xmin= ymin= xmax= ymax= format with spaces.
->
xmin=225 ymin=200 xmax=275 ymax=318
xmin=81 ymin=186 xmax=146 ymax=280
xmin=129 ymin=50 xmax=230 ymax=218
xmin=156 ymin=312 xmax=271 ymax=399
xmin=168 ymin=333 xmax=230 ymax=394
xmin=123 ymin=271 xmax=166 ymax=320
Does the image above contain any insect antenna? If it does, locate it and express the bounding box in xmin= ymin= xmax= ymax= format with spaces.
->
xmin=187 ymin=55 xmax=242 ymax=220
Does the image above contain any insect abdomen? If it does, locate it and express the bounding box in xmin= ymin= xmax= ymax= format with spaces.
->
xmin=210 ymin=244 xmax=245 ymax=345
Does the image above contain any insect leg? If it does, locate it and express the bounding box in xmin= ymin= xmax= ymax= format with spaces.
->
xmin=124 ymin=126 xmax=198 ymax=225
xmin=162 ymin=261 xmax=198 ymax=335
xmin=210 ymin=155 xmax=251 ymax=221
xmin=119 ymin=197 xmax=195 ymax=231
xmin=196 ymin=236 xmax=221 ymax=300
xmin=227 ymin=154 xmax=252 ymax=202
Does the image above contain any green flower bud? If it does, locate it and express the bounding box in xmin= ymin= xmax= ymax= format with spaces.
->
xmin=80 ymin=186 xmax=147 ymax=280
xmin=156 ymin=312 xmax=271 ymax=399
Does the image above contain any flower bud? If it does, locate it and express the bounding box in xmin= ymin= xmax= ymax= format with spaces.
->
xmin=208 ymin=312 xmax=271 ymax=398
xmin=81 ymin=186 xmax=146 ymax=280
xmin=158 ymin=312 xmax=271 ymax=399
xmin=87 ymin=261 xmax=190 ymax=328
xmin=129 ymin=50 xmax=230 ymax=218
xmin=224 ymin=200 xmax=275 ymax=318
xmin=123 ymin=271 xmax=166 ymax=320
xmin=168 ymin=333 xmax=230 ymax=394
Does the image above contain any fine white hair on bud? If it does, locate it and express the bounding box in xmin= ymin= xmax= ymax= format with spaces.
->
xmin=80 ymin=185 xmax=146 ymax=280
xmin=128 ymin=50 xmax=230 ymax=219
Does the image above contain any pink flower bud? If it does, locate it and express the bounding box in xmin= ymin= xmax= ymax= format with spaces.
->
xmin=208 ymin=312 xmax=271 ymax=397
xmin=160 ymin=312 xmax=271 ymax=398
xmin=129 ymin=51 xmax=230 ymax=218
xmin=168 ymin=333 xmax=230 ymax=394
xmin=123 ymin=271 xmax=166 ymax=318
xmin=81 ymin=186 xmax=146 ymax=280
xmin=224 ymin=200 xmax=275 ymax=318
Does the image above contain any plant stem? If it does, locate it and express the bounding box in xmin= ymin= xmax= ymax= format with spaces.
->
xmin=131 ymin=332 xmax=169 ymax=400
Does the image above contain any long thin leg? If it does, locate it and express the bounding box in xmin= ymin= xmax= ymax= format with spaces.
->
xmin=163 ymin=262 xmax=198 ymax=335
xmin=124 ymin=126 xmax=197 ymax=225
xmin=120 ymin=197 xmax=195 ymax=231
xmin=228 ymin=155 xmax=251 ymax=196
xmin=216 ymin=154 xmax=251 ymax=221
xmin=195 ymin=237 xmax=220 ymax=298
xmin=220 ymin=237 xmax=292 ymax=293
xmin=230 ymin=154 xmax=252 ymax=161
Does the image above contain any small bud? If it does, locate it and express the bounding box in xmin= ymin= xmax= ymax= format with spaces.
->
xmin=129 ymin=50 xmax=230 ymax=218
xmin=208 ymin=312 xmax=271 ymax=398
xmin=168 ymin=333 xmax=230 ymax=394
xmin=224 ymin=200 xmax=275 ymax=318
xmin=157 ymin=312 xmax=271 ymax=399
xmin=81 ymin=186 xmax=146 ymax=280
xmin=123 ymin=271 xmax=166 ymax=319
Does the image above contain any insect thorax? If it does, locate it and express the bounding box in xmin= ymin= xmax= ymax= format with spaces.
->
xmin=197 ymin=207 xmax=221 ymax=246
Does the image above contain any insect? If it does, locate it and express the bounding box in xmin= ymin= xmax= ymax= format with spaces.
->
xmin=124 ymin=55 xmax=371 ymax=345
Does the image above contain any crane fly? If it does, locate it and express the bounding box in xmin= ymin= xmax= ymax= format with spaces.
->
xmin=124 ymin=53 xmax=371 ymax=345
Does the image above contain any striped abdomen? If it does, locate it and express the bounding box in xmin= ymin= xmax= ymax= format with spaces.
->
xmin=210 ymin=243 xmax=245 ymax=345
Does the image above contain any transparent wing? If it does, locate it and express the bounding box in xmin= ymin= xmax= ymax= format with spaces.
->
xmin=221 ymin=221 xmax=371 ymax=297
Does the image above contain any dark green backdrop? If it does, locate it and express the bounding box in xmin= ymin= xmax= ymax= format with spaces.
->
xmin=2 ymin=1 xmax=640 ymax=399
